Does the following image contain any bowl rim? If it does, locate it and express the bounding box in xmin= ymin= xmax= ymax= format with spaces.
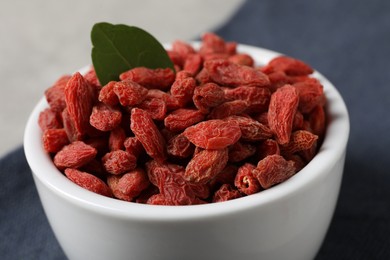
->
xmin=24 ymin=43 xmax=350 ymax=222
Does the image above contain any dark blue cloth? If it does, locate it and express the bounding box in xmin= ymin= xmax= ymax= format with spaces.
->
xmin=1 ymin=0 xmax=390 ymax=259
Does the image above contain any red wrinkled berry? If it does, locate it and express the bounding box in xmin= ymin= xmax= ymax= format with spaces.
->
xmin=294 ymin=78 xmax=324 ymax=114
xmin=38 ymin=108 xmax=62 ymax=131
xmin=107 ymin=168 xmax=150 ymax=201
xmin=212 ymin=184 xmax=241 ymax=203
xmin=263 ymin=56 xmax=314 ymax=76
xmin=167 ymin=133 xmax=194 ymax=158
xmin=108 ymin=127 xmax=126 ymax=151
xmin=102 ymin=150 xmax=137 ymax=175
xmin=184 ymin=148 xmax=229 ymax=184
xmin=253 ymin=154 xmax=296 ymax=189
xmin=193 ymin=83 xmax=225 ymax=113
xmin=113 ymin=80 xmax=148 ymax=107
xmin=44 ymin=75 xmax=71 ymax=113
xmin=234 ymin=163 xmax=261 ymax=195
xmin=170 ymin=77 xmax=196 ymax=107
xmin=54 ymin=141 xmax=97 ymax=169
xmin=227 ymin=115 xmax=273 ymax=141
xmin=228 ymin=141 xmax=257 ymax=163
xmin=204 ymin=59 xmax=270 ymax=87
xmin=209 ymin=100 xmax=249 ymax=119
xmin=65 ymin=168 xmax=112 ymax=197
xmin=89 ymin=103 xmax=122 ymax=132
xmin=42 ymin=128 xmax=69 ymax=153
xmin=138 ymin=97 xmax=167 ymax=120
xmin=120 ymin=67 xmax=175 ymax=90
xmin=183 ymin=119 xmax=241 ymax=149
xmin=268 ymin=85 xmax=299 ymax=144
xmin=64 ymin=72 xmax=95 ymax=140
xmin=98 ymin=81 xmax=119 ymax=106
xmin=164 ymin=108 xmax=205 ymax=132
xmin=130 ymin=108 xmax=167 ymax=163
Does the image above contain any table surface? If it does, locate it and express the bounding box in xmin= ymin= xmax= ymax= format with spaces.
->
xmin=1 ymin=0 xmax=390 ymax=259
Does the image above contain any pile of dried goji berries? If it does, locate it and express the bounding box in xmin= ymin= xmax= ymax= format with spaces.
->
xmin=38 ymin=33 xmax=326 ymax=205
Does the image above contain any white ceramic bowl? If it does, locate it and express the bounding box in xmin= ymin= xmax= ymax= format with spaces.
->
xmin=24 ymin=44 xmax=349 ymax=260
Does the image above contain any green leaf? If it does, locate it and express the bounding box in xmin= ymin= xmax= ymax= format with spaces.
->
xmin=91 ymin=22 xmax=174 ymax=86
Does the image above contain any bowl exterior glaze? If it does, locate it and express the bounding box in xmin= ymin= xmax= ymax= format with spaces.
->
xmin=24 ymin=44 xmax=349 ymax=260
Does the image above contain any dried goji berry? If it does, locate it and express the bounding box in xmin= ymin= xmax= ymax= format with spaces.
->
xmin=227 ymin=115 xmax=273 ymax=141
xmin=130 ymin=108 xmax=167 ymax=163
xmin=164 ymin=108 xmax=205 ymax=132
xmin=138 ymin=97 xmax=167 ymax=120
xmin=123 ymin=137 xmax=144 ymax=158
xmin=42 ymin=128 xmax=69 ymax=153
xmin=294 ymin=78 xmax=324 ymax=114
xmin=266 ymin=70 xmax=290 ymax=91
xmin=145 ymin=160 xmax=184 ymax=188
xmin=210 ymin=164 xmax=238 ymax=188
xmin=268 ymin=85 xmax=299 ymax=144
xmin=119 ymin=67 xmax=175 ymax=90
xmin=146 ymin=89 xmax=180 ymax=111
xmin=292 ymin=110 xmax=305 ymax=130
xmin=281 ymin=130 xmax=318 ymax=155
xmin=199 ymin=32 xmax=228 ymax=56
xmin=195 ymin=68 xmax=212 ymax=85
xmin=89 ymin=103 xmax=122 ymax=132
xmin=225 ymin=41 xmax=237 ymax=55
xmin=262 ymin=56 xmax=314 ymax=76
xmin=83 ymin=67 xmax=101 ymax=88
xmin=53 ymin=141 xmax=97 ymax=170
xmin=107 ymin=168 xmax=150 ymax=201
xmin=113 ymin=80 xmax=148 ymax=107
xmin=257 ymin=139 xmax=280 ymax=161
xmin=64 ymin=72 xmax=95 ymax=140
xmin=183 ymin=119 xmax=241 ymax=149
xmin=308 ymin=105 xmax=326 ymax=139
xmin=146 ymin=193 xmax=168 ymax=205
xmin=98 ymin=81 xmax=119 ymax=106
xmin=135 ymin=185 xmax=159 ymax=204
xmin=223 ymin=86 xmax=270 ymax=114
xmin=64 ymin=168 xmax=112 ymax=197
xmin=45 ymin=75 xmax=71 ymax=113
xmin=175 ymin=70 xmax=192 ymax=81
xmin=254 ymin=112 xmax=269 ymax=126
xmin=228 ymin=141 xmax=257 ymax=163
xmin=167 ymin=50 xmax=183 ymax=68
xmin=234 ymin=163 xmax=261 ymax=195
xmin=108 ymin=127 xmax=126 ymax=151
xmin=170 ymin=77 xmax=197 ymax=107
xmin=172 ymin=40 xmax=196 ymax=65
xmin=212 ymin=184 xmax=241 ymax=203
xmin=183 ymin=53 xmax=203 ymax=76
xmin=193 ymin=83 xmax=225 ymax=113
xmin=145 ymin=160 xmax=201 ymax=205
xmin=167 ymin=133 xmax=195 ymax=158
xmin=208 ymin=100 xmax=249 ymax=119
xmin=228 ymin=53 xmax=254 ymax=67
xmin=102 ymin=150 xmax=137 ymax=175
xmin=81 ymin=156 xmax=106 ymax=174
xmin=184 ymin=148 xmax=229 ymax=184
xmin=38 ymin=108 xmax=62 ymax=131
xmin=84 ymin=137 xmax=109 ymax=156
xmin=252 ymin=154 xmax=296 ymax=189
xmin=204 ymin=59 xmax=270 ymax=87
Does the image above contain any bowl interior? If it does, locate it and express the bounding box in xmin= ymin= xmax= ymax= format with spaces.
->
xmin=24 ymin=43 xmax=350 ymax=221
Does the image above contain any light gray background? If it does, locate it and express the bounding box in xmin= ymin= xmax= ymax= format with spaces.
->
xmin=0 ymin=0 xmax=244 ymax=157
